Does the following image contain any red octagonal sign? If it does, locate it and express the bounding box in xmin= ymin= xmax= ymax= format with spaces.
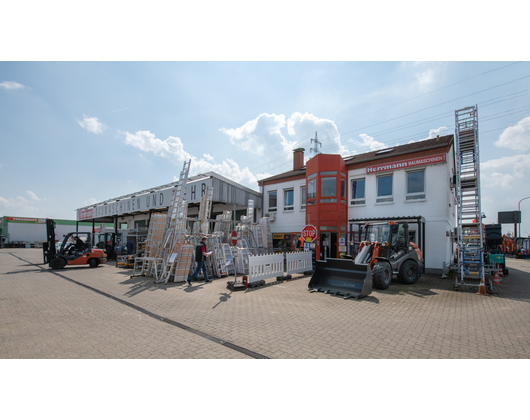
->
xmin=300 ymin=225 xmax=317 ymax=242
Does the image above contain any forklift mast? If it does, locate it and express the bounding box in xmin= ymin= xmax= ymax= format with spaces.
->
xmin=43 ymin=218 xmax=57 ymax=263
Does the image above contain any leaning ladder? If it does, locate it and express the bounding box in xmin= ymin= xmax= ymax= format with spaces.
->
xmin=154 ymin=159 xmax=191 ymax=283
xmin=454 ymin=106 xmax=488 ymax=291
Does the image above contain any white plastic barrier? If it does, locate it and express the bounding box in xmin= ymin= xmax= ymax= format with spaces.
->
xmin=286 ymin=251 xmax=312 ymax=276
xmin=248 ymin=253 xmax=284 ymax=283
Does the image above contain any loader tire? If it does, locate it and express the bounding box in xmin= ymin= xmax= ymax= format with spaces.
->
xmin=398 ymin=259 xmax=419 ymax=284
xmin=372 ymin=261 xmax=392 ymax=290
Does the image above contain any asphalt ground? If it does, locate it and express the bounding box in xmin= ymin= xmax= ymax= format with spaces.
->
xmin=2 ymin=248 xmax=530 ymax=360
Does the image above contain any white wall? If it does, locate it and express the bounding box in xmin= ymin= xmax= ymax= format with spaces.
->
xmin=348 ymin=156 xmax=456 ymax=272
xmin=263 ymin=178 xmax=306 ymax=233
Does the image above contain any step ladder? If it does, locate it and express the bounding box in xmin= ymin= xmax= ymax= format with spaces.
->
xmin=454 ymin=106 xmax=489 ymax=291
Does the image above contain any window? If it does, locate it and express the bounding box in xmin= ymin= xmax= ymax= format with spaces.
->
xmin=377 ymin=174 xmax=393 ymax=203
xmin=268 ymin=191 xmax=277 ymax=212
xmin=321 ymin=177 xmax=336 ymax=197
xmin=341 ymin=179 xmax=346 ymax=198
xmin=120 ymin=223 xmax=128 ymax=229
xmin=351 ymin=178 xmax=365 ymax=205
xmin=301 ymin=186 xmax=306 ymax=210
xmin=406 ymin=170 xmax=425 ymax=200
xmin=284 ymin=189 xmax=294 ymax=211
xmin=307 ymin=178 xmax=316 ymax=205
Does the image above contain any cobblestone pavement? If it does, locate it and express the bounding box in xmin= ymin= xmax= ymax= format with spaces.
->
xmin=1 ymin=249 xmax=530 ymax=359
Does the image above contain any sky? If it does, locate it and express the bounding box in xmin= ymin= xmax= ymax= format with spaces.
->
xmin=2 ymin=61 xmax=529 ymax=236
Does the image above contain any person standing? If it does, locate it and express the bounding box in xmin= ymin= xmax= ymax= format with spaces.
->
xmin=186 ymin=237 xmax=211 ymax=285
xmin=126 ymin=238 xmax=135 ymax=255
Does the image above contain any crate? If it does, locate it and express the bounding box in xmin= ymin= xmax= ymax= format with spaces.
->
xmin=488 ymin=253 xmax=505 ymax=264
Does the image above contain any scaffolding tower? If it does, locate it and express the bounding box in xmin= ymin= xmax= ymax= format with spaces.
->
xmin=454 ymin=106 xmax=489 ymax=291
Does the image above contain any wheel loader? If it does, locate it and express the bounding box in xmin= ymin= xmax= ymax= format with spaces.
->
xmin=308 ymin=221 xmax=423 ymax=298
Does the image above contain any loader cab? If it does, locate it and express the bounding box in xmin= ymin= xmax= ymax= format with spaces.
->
xmin=363 ymin=222 xmax=410 ymax=260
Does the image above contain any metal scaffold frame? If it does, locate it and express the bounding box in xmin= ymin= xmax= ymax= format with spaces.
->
xmin=454 ymin=105 xmax=489 ymax=291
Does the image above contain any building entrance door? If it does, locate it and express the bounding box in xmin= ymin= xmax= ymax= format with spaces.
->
xmin=320 ymin=232 xmax=337 ymax=260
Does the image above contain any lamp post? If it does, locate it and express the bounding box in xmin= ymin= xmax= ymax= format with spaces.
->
xmin=518 ymin=196 xmax=530 ymax=238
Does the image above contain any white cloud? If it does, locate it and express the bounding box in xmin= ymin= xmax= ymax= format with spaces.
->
xmin=123 ymin=130 xmax=192 ymax=161
xmin=428 ymin=126 xmax=449 ymax=138
xmin=0 ymin=196 xmax=39 ymax=215
xmin=287 ymin=112 xmax=347 ymax=156
xmin=220 ymin=113 xmax=288 ymax=155
xmin=123 ymin=130 xmax=261 ymax=190
xmin=0 ymin=81 xmax=25 ymax=90
xmin=349 ymin=133 xmax=388 ymax=154
xmin=481 ymin=154 xmax=530 ymax=189
xmin=495 ymin=116 xmax=530 ymax=151
xmin=26 ymin=191 xmax=42 ymax=201
xmin=402 ymin=61 xmax=446 ymax=92
xmin=77 ymin=114 xmax=106 ymax=135
xmin=415 ymin=69 xmax=435 ymax=92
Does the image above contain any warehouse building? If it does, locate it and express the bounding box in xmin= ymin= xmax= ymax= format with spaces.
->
xmin=0 ymin=216 xmax=112 ymax=248
xmin=75 ymin=171 xmax=262 ymax=239
xmin=258 ymin=134 xmax=456 ymax=273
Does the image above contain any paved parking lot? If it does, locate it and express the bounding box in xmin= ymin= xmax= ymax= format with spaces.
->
xmin=1 ymin=248 xmax=530 ymax=359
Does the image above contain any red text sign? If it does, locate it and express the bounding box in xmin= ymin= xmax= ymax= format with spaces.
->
xmin=366 ymin=153 xmax=446 ymax=174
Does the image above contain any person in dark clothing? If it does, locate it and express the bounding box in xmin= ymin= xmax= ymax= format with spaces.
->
xmin=186 ymin=237 xmax=211 ymax=285
xmin=126 ymin=238 xmax=135 ymax=255
xmin=74 ymin=236 xmax=85 ymax=252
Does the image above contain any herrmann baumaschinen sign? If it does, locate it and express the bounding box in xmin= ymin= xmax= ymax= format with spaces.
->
xmin=366 ymin=153 xmax=446 ymax=174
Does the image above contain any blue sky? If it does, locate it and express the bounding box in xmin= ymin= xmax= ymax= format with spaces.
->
xmin=1 ymin=61 xmax=530 ymax=236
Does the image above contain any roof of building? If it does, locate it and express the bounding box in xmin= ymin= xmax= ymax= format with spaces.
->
xmin=258 ymin=134 xmax=453 ymax=184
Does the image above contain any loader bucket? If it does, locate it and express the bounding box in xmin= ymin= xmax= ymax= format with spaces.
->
xmin=308 ymin=258 xmax=372 ymax=299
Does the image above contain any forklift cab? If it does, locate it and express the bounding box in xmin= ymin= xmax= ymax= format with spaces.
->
xmin=60 ymin=232 xmax=92 ymax=256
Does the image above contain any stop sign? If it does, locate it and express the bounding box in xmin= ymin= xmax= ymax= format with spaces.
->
xmin=231 ymin=230 xmax=238 ymax=246
xmin=301 ymin=225 xmax=317 ymax=242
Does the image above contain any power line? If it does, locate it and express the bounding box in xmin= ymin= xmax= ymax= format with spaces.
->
xmin=336 ymin=62 xmax=522 ymax=126
xmin=248 ymin=69 xmax=530 ymax=175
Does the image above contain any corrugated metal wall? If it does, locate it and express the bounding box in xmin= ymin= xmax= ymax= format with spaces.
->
xmin=212 ymin=178 xmax=262 ymax=208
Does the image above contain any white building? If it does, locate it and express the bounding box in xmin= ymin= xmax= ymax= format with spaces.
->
xmin=258 ymin=135 xmax=456 ymax=273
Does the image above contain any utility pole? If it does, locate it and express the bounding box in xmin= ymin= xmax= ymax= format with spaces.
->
xmin=310 ymin=131 xmax=322 ymax=156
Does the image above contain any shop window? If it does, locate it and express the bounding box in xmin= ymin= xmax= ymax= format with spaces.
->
xmin=135 ymin=220 xmax=147 ymax=230
xmin=406 ymin=170 xmax=425 ymax=200
xmin=307 ymin=178 xmax=316 ymax=205
xmin=351 ymin=178 xmax=365 ymax=205
xmin=268 ymin=191 xmax=277 ymax=212
xmin=301 ymin=186 xmax=306 ymax=210
xmin=377 ymin=174 xmax=393 ymax=203
xmin=284 ymin=189 xmax=294 ymax=211
xmin=321 ymin=177 xmax=336 ymax=197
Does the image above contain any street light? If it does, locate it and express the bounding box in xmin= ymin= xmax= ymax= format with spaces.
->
xmin=518 ymin=196 xmax=530 ymax=237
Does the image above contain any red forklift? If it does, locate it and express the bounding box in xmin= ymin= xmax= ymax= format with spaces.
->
xmin=43 ymin=219 xmax=107 ymax=269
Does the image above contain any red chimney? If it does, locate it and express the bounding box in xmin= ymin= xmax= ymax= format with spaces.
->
xmin=293 ymin=148 xmax=305 ymax=170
